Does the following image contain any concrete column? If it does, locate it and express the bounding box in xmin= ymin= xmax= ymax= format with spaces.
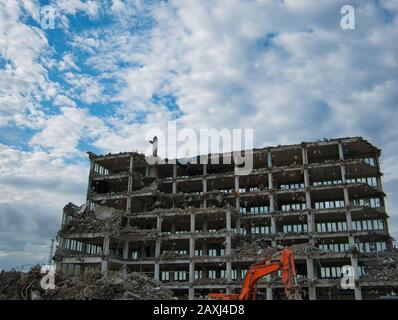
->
xmin=122 ymin=241 xmax=129 ymax=260
xmin=267 ymin=150 xmax=273 ymax=167
xmin=101 ymin=235 xmax=110 ymax=278
xmin=172 ymin=164 xmax=177 ymax=194
xmin=271 ymin=216 xmax=276 ymax=234
xmin=266 ymin=286 xmax=273 ymax=300
xmin=101 ymin=260 xmax=108 ymax=277
xmin=305 ymin=191 xmax=311 ymax=210
xmin=338 ymin=142 xmax=344 ymax=160
xmin=234 ymin=175 xmax=241 ymax=234
xmin=343 ymin=187 xmax=350 ymax=206
xmin=155 ymin=240 xmax=161 ymax=258
xmin=268 ymin=172 xmax=273 ymax=189
xmin=306 ymin=258 xmax=316 ymax=300
xmin=269 ymin=193 xmax=275 ymax=212
xmin=226 ymin=208 xmax=232 ymax=291
xmin=154 ymin=263 xmax=160 ymax=281
xmin=190 ymin=213 xmax=195 ymax=234
xmin=304 ymin=168 xmax=310 ymax=188
xmin=340 ymin=163 xmax=347 ymax=183
xmin=189 ymin=287 xmax=195 ymax=300
xmin=103 ymin=235 xmax=110 ymax=256
xmin=155 ymin=238 xmax=161 ymax=279
xmin=346 ymin=209 xmax=353 ymax=232
xmin=307 ymin=211 xmax=315 ymax=233
xmin=189 ymin=232 xmax=195 ymax=299
xmin=203 ymin=176 xmax=207 ymax=208
xmin=234 ymin=175 xmax=240 ymax=207
xmin=86 ymin=158 xmax=95 ymax=208
xmin=126 ymin=154 xmax=134 ymax=214
xmin=302 ymin=145 xmax=308 ymax=165
xmin=350 ymin=256 xmax=362 ymax=300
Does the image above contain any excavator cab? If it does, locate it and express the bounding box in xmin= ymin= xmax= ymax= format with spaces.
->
xmin=208 ymin=248 xmax=301 ymax=300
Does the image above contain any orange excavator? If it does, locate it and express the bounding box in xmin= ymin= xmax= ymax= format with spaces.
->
xmin=208 ymin=248 xmax=301 ymax=300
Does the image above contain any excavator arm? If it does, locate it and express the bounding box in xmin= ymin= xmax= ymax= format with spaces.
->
xmin=208 ymin=248 xmax=301 ymax=300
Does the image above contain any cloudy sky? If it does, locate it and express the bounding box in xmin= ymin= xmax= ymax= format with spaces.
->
xmin=0 ymin=0 xmax=397 ymax=270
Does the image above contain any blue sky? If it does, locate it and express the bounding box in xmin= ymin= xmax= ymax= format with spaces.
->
xmin=0 ymin=0 xmax=398 ymax=270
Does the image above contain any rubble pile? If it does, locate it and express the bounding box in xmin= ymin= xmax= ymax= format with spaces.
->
xmin=362 ymin=250 xmax=398 ymax=281
xmin=289 ymin=243 xmax=326 ymax=258
xmin=159 ymin=251 xmax=187 ymax=261
xmin=59 ymin=211 xmax=124 ymax=235
xmin=231 ymin=238 xmax=278 ymax=258
xmin=0 ymin=266 xmax=175 ymax=300
xmin=231 ymin=237 xmax=327 ymax=258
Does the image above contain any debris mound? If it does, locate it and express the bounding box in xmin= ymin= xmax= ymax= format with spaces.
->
xmin=0 ymin=266 xmax=175 ymax=300
xmin=362 ymin=250 xmax=398 ymax=281
xmin=231 ymin=236 xmax=327 ymax=258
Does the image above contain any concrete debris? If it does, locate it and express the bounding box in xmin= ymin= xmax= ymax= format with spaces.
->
xmin=0 ymin=266 xmax=175 ymax=300
xmin=231 ymin=236 xmax=327 ymax=258
xmin=59 ymin=210 xmax=124 ymax=235
xmin=362 ymin=250 xmax=398 ymax=281
xmin=159 ymin=251 xmax=188 ymax=261
xmin=231 ymin=237 xmax=277 ymax=258
xmin=93 ymin=205 xmax=123 ymax=220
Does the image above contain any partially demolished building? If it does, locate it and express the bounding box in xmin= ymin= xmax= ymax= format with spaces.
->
xmin=55 ymin=137 xmax=398 ymax=300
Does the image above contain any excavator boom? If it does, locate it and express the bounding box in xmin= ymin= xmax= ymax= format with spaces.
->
xmin=208 ymin=248 xmax=301 ymax=300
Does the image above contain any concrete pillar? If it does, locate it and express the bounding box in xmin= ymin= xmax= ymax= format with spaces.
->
xmin=350 ymin=256 xmax=362 ymax=300
xmin=86 ymin=157 xmax=95 ymax=207
xmin=346 ymin=209 xmax=353 ymax=232
xmin=154 ymin=263 xmax=160 ymax=281
xmin=269 ymin=193 xmax=275 ymax=212
xmin=234 ymin=175 xmax=240 ymax=207
xmin=172 ymin=164 xmax=177 ymax=194
xmin=302 ymin=145 xmax=308 ymax=165
xmin=267 ymin=150 xmax=273 ymax=167
xmin=343 ymin=179 xmax=350 ymax=201
xmin=190 ymin=213 xmax=195 ymax=234
xmin=338 ymin=142 xmax=344 ymax=161
xmin=126 ymin=154 xmax=134 ymax=214
xmin=101 ymin=235 xmax=110 ymax=278
xmin=226 ymin=208 xmax=232 ymax=292
xmin=101 ymin=260 xmax=108 ymax=277
xmin=307 ymin=211 xmax=315 ymax=234
xmin=103 ymin=235 xmax=110 ymax=256
xmin=268 ymin=172 xmax=273 ymax=189
xmin=305 ymin=191 xmax=311 ymax=211
xmin=340 ymin=163 xmax=347 ymax=183
xmin=188 ymin=287 xmax=195 ymax=300
xmin=189 ymin=222 xmax=195 ymax=292
xmin=304 ymin=168 xmax=310 ymax=188
xmin=122 ymin=240 xmax=129 ymax=260
xmin=266 ymin=286 xmax=273 ymax=300
xmin=203 ymin=176 xmax=207 ymax=208
xmin=306 ymin=258 xmax=316 ymax=300
xmin=155 ymin=239 xmax=161 ymax=280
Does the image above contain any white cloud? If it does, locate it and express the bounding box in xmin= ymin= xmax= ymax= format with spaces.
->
xmin=54 ymin=0 xmax=101 ymax=19
xmin=30 ymin=106 xmax=108 ymax=157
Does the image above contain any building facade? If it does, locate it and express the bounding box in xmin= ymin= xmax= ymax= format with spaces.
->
xmin=55 ymin=137 xmax=396 ymax=300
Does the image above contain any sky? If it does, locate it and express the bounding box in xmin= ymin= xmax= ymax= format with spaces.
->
xmin=0 ymin=0 xmax=397 ymax=270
